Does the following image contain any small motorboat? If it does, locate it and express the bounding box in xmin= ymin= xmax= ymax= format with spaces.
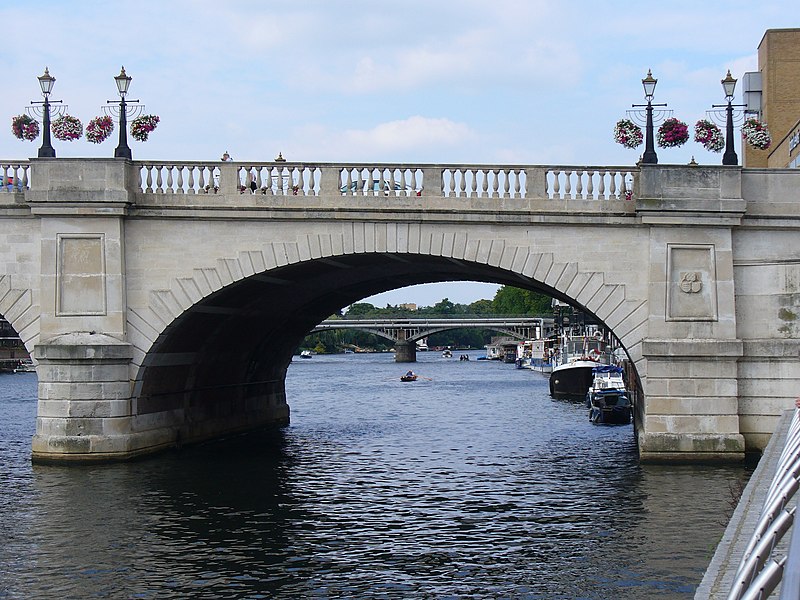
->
xmin=299 ymin=350 xmax=313 ymax=359
xmin=586 ymin=365 xmax=632 ymax=425
xmin=442 ymin=349 xmax=453 ymax=358
xmin=400 ymin=371 xmax=418 ymax=382
xmin=13 ymin=359 xmax=35 ymax=373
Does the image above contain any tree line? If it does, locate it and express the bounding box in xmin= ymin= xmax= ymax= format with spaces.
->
xmin=300 ymin=286 xmax=552 ymax=354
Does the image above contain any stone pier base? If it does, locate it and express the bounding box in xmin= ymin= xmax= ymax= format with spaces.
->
xmin=395 ymin=341 xmax=417 ymax=362
xmin=30 ymin=333 xmax=290 ymax=463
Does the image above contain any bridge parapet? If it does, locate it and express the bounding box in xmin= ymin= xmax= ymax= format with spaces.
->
xmin=131 ymin=161 xmax=637 ymax=202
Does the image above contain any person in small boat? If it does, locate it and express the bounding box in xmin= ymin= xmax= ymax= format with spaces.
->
xmin=405 ymin=370 xmax=415 ymax=378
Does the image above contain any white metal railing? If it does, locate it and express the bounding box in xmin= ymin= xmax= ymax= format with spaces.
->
xmin=727 ymin=409 xmax=800 ymax=600
xmin=131 ymin=161 xmax=639 ymax=201
xmin=0 ymin=162 xmax=30 ymax=194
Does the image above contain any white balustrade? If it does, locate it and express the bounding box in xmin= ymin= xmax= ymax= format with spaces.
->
xmin=339 ymin=166 xmax=423 ymax=197
xmin=545 ymin=167 xmax=636 ymax=200
xmin=138 ymin=163 xmax=221 ymax=194
xmin=124 ymin=161 xmax=638 ymax=201
xmin=238 ymin=165 xmax=321 ymax=196
xmin=442 ymin=167 xmax=527 ymax=198
xmin=0 ymin=162 xmax=30 ymax=193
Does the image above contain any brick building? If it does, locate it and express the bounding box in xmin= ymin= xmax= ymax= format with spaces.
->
xmin=743 ymin=28 xmax=800 ymax=168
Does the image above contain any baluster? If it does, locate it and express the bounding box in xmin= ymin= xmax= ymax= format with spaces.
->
xmin=262 ymin=166 xmax=271 ymax=195
xmin=155 ymin=166 xmax=164 ymax=193
xmin=186 ymin=166 xmax=195 ymax=195
xmin=165 ymin=166 xmax=174 ymax=194
xmin=503 ymin=169 xmax=510 ymax=199
xmin=379 ymin=168 xmax=387 ymax=196
xmin=174 ymin=166 xmax=183 ymax=194
xmin=609 ymin=171 xmax=617 ymax=198
xmin=621 ymin=171 xmax=630 ymax=199
xmin=198 ymin=167 xmax=206 ymax=194
xmin=0 ymin=165 xmax=7 ymax=193
xmin=22 ymin=164 xmax=29 ymax=190
xmin=575 ymin=170 xmax=584 ymax=199
xmin=513 ymin=169 xmax=521 ymax=198
xmin=366 ymin=168 xmax=374 ymax=196
xmin=564 ymin=171 xmax=572 ymax=199
xmin=459 ymin=169 xmax=467 ymax=198
xmin=586 ymin=171 xmax=594 ymax=200
xmin=596 ymin=171 xmax=605 ymax=199
xmin=552 ymin=171 xmax=561 ymax=199
xmin=344 ymin=168 xmax=352 ymax=196
xmin=145 ymin=165 xmax=154 ymax=193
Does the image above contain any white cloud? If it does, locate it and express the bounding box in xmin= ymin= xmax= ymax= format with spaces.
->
xmin=343 ymin=116 xmax=474 ymax=151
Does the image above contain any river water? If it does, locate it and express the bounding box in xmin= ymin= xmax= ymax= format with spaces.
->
xmin=0 ymin=351 xmax=749 ymax=599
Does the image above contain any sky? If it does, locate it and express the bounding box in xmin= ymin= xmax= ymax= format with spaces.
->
xmin=0 ymin=1 xmax=793 ymax=308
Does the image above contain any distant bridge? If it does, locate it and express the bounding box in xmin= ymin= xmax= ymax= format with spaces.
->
xmin=311 ymin=317 xmax=552 ymax=359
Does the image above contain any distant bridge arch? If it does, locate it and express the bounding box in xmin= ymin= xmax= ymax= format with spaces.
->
xmin=311 ymin=317 xmax=553 ymax=359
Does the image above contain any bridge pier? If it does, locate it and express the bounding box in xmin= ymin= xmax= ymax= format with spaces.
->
xmin=394 ymin=341 xmax=416 ymax=363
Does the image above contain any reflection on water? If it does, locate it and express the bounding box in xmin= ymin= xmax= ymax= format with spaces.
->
xmin=0 ymin=354 xmax=749 ymax=598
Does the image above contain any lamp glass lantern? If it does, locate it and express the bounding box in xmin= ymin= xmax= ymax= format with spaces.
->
xmin=642 ymin=69 xmax=657 ymax=101
xmin=114 ymin=67 xmax=131 ymax=97
xmin=722 ymin=70 xmax=737 ymax=101
xmin=38 ymin=67 xmax=55 ymax=96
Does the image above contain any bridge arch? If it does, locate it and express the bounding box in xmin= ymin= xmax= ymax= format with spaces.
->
xmin=125 ymin=231 xmax=647 ymax=458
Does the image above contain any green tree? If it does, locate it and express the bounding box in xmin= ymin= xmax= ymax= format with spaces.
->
xmin=346 ymin=302 xmax=378 ymax=316
xmin=468 ymin=298 xmax=493 ymax=315
xmin=492 ymin=286 xmax=552 ymax=315
xmin=431 ymin=297 xmax=456 ymax=314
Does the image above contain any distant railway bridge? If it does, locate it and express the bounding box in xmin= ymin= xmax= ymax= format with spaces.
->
xmin=311 ymin=316 xmax=551 ymax=359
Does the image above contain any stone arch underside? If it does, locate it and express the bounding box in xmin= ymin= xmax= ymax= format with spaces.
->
xmin=127 ymin=233 xmax=648 ymax=444
xmin=0 ymin=274 xmax=39 ymax=357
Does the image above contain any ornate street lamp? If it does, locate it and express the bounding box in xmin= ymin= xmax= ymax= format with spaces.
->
xmin=30 ymin=67 xmax=63 ymax=158
xmin=105 ymin=67 xmax=141 ymax=159
xmin=632 ymin=70 xmax=667 ymax=164
xmin=709 ymin=70 xmax=746 ymax=166
xmin=721 ymin=70 xmax=738 ymax=165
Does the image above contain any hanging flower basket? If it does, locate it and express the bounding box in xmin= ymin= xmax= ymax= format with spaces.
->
xmin=693 ymin=119 xmax=724 ymax=153
xmin=613 ymin=118 xmax=643 ymax=149
xmin=742 ymin=117 xmax=771 ymax=151
xmin=85 ymin=116 xmax=114 ymax=144
xmin=130 ymin=114 xmax=160 ymax=142
xmin=11 ymin=114 xmax=40 ymax=141
xmin=656 ymin=117 xmax=689 ymax=148
xmin=51 ymin=115 xmax=83 ymax=142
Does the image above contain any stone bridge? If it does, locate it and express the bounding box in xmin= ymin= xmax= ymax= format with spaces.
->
xmin=0 ymin=158 xmax=798 ymax=464
xmin=311 ymin=317 xmax=550 ymax=360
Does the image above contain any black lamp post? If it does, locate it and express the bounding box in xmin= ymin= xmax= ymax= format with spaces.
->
xmin=721 ymin=70 xmax=738 ymax=166
xmin=33 ymin=68 xmax=58 ymax=158
xmin=109 ymin=67 xmax=138 ymax=159
xmin=632 ymin=70 xmax=666 ymax=165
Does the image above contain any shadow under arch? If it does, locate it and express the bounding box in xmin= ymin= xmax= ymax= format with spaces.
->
xmin=132 ymin=251 xmax=646 ymax=448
